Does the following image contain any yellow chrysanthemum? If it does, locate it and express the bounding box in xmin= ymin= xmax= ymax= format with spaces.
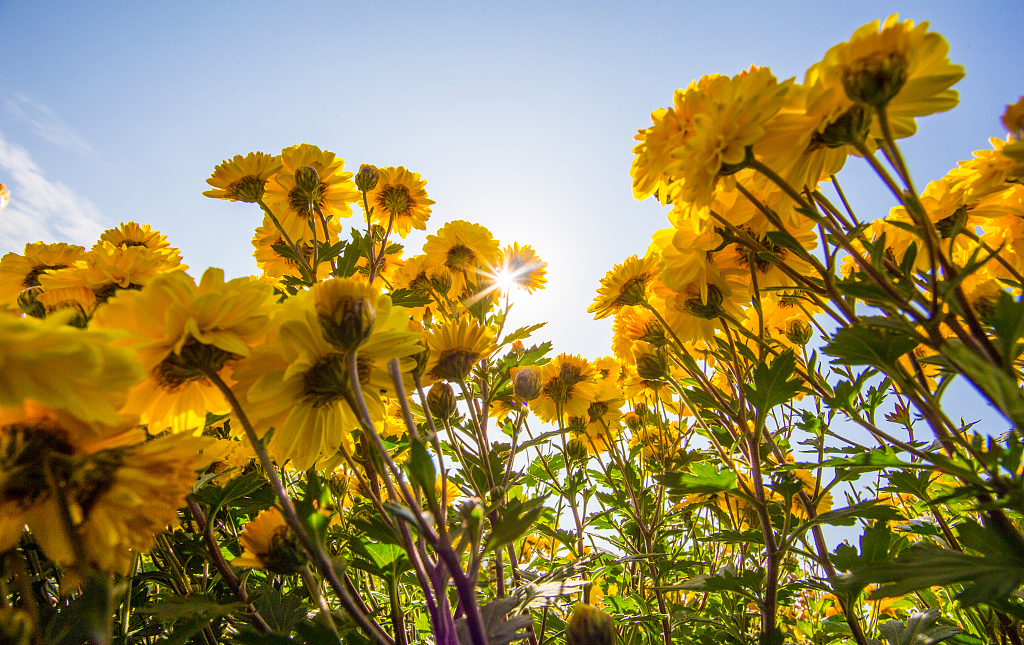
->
xmin=671 ymin=66 xmax=793 ymax=207
xmin=588 ymin=254 xmax=661 ymax=319
xmin=650 ymin=269 xmax=750 ymax=347
xmin=0 ymin=242 xmax=86 ymax=307
xmin=650 ymin=223 xmax=723 ymax=301
xmin=37 ymin=286 xmax=97 ymax=322
xmin=251 ymin=214 xmax=333 ymax=283
xmin=234 ymin=289 xmax=422 ymax=471
xmin=203 ymin=151 xmax=283 ymax=202
xmin=232 ymin=506 xmax=306 ymax=573
xmin=422 ymin=220 xmax=501 ymax=296
xmin=0 ymin=184 xmax=8 ymax=212
xmin=92 ymin=268 xmax=276 ymax=433
xmin=530 ymin=354 xmax=599 ymax=424
xmin=0 ymin=315 xmax=143 ymax=425
xmin=815 ymin=14 xmax=964 ymax=137
xmin=263 ymin=144 xmax=359 ymax=241
xmin=96 ymin=222 xmax=181 ymax=262
xmin=569 ymin=380 xmax=624 ymax=456
xmin=494 ymin=242 xmax=547 ymax=294
xmin=423 ymin=316 xmax=495 ymax=382
xmin=631 ymin=92 xmax=698 ymax=202
xmin=39 ymin=241 xmax=187 ymax=304
xmin=361 ymin=166 xmax=435 ymax=238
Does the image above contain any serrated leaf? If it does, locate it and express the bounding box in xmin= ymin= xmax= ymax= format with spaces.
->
xmin=485 ymin=496 xmax=548 ymax=552
xmin=824 ymin=325 xmax=919 ymax=371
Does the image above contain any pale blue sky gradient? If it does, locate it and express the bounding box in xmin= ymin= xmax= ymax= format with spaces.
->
xmin=1 ymin=0 xmax=1022 ymax=435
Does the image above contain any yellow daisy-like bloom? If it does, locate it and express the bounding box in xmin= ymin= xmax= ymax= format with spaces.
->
xmin=422 ymin=220 xmax=501 ymax=295
xmin=312 ymin=278 xmax=379 ymax=352
xmin=650 ymin=269 xmax=750 ymax=347
xmin=629 ymin=421 xmax=681 ymax=464
xmin=0 ymin=184 xmax=8 ymax=211
xmin=815 ymin=14 xmax=964 ymax=137
xmin=251 ymin=215 xmax=333 ymax=283
xmin=263 ymin=144 xmax=360 ymax=241
xmin=203 ymin=151 xmax=283 ymax=203
xmin=39 ymin=241 xmax=187 ymax=305
xmin=92 ymin=268 xmax=276 ymax=433
xmin=0 ymin=409 xmax=214 ymax=576
xmin=569 ymin=380 xmax=624 ymax=456
xmin=38 ymin=286 xmax=97 ymax=321
xmin=493 ymin=243 xmax=547 ymax=294
xmin=611 ymin=306 xmax=668 ymax=364
xmin=631 ymin=88 xmax=700 ymax=202
xmin=423 ymin=315 xmax=495 ymax=382
xmin=435 ymin=475 xmax=462 ymax=505
xmin=96 ymin=222 xmax=181 ymax=262
xmin=530 ymin=354 xmax=599 ymax=424
xmin=77 ymin=431 xmax=216 ymax=574
xmin=671 ymin=66 xmax=793 ymax=207
xmin=750 ymin=293 xmax=821 ymax=350
xmin=232 ymin=506 xmax=307 ymax=574
xmin=361 ymin=166 xmax=435 ymax=238
xmin=0 ymin=242 xmax=86 ymax=307
xmin=234 ymin=290 xmax=422 ymax=471
xmin=650 ymin=223 xmax=723 ymax=301
xmin=0 ymin=315 xmax=142 ymax=425
xmin=588 ymin=254 xmax=661 ymax=319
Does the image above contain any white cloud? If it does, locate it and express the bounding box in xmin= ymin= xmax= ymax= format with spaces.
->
xmin=5 ymin=92 xmax=95 ymax=159
xmin=0 ymin=130 xmax=104 ymax=252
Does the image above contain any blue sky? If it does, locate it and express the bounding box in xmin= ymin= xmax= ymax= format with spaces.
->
xmin=1 ymin=0 xmax=1022 ymax=432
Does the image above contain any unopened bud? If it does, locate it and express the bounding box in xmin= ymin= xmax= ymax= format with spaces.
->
xmin=513 ymin=367 xmax=542 ymax=402
xmin=634 ymin=345 xmax=669 ymax=381
xmin=17 ymin=287 xmax=46 ymax=319
xmin=785 ymin=320 xmax=813 ymax=346
xmin=313 ymin=279 xmax=378 ymax=352
xmin=566 ymin=603 xmax=615 ymax=645
xmin=427 ymin=382 xmax=457 ymax=419
xmin=566 ymin=436 xmax=590 ymax=462
xmin=355 ymin=164 xmax=380 ymax=192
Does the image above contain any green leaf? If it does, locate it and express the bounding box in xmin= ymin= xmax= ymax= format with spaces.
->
xmin=940 ymin=340 xmax=1024 ymax=430
xmin=485 ymin=496 xmax=548 ymax=552
xmin=335 ymin=231 xmax=363 ymax=278
xmin=824 ymin=325 xmax=919 ymax=372
xmin=877 ymin=609 xmax=961 ymax=645
xmin=190 ymin=470 xmax=273 ymax=520
xmin=655 ymin=462 xmax=746 ymax=498
xmin=389 ymin=288 xmax=433 ymax=308
xmin=742 ymin=350 xmax=802 ymax=428
xmin=407 ymin=435 xmax=438 ymax=509
xmin=138 ymin=594 xmax=245 ymax=622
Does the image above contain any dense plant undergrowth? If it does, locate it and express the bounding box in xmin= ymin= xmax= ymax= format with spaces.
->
xmin=2 ymin=13 xmax=1024 ymax=645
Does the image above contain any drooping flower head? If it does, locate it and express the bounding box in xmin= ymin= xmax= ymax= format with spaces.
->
xmin=92 ymin=268 xmax=276 ymax=432
xmin=204 ymin=152 xmax=282 ymax=203
xmin=422 ymin=220 xmax=501 ymax=296
xmin=361 ymin=166 xmax=435 ymax=238
xmin=530 ymin=354 xmax=599 ymax=424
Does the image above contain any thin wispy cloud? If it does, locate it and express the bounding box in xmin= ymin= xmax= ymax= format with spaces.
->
xmin=5 ymin=92 xmax=95 ymax=159
xmin=0 ymin=130 xmax=104 ymax=252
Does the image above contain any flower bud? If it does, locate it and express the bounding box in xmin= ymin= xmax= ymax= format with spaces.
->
xmin=427 ymin=382 xmax=457 ymax=419
xmin=355 ymin=164 xmax=380 ymax=192
xmin=1004 ymin=97 xmax=1024 ymax=140
xmin=430 ymin=271 xmax=452 ymax=295
xmin=292 ymin=166 xmax=324 ymax=209
xmin=785 ymin=320 xmax=813 ymax=347
xmin=566 ymin=603 xmax=615 ymax=645
xmin=313 ymin=279 xmax=378 ymax=352
xmin=17 ymin=287 xmax=46 ymax=319
xmin=565 ymin=437 xmax=590 ymax=462
xmin=513 ymin=367 xmax=542 ymax=402
xmin=634 ymin=345 xmax=670 ymax=381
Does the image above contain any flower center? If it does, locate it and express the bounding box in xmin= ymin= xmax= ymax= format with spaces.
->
xmin=23 ymin=264 xmax=68 ymax=288
xmin=376 ymin=184 xmax=413 ymax=218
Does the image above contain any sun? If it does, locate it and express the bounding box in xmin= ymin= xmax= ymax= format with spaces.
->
xmin=494 ymin=269 xmax=518 ymax=294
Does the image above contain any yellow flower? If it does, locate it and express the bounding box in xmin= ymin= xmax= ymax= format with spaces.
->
xmin=588 ymin=254 xmax=660 ymax=319
xmin=234 ymin=290 xmax=422 ymax=471
xmin=37 ymin=286 xmax=97 ymax=322
xmin=0 ymin=184 xmax=8 ymax=212
xmin=569 ymin=380 xmax=624 ymax=455
xmin=39 ymin=241 xmax=187 ymax=304
xmin=422 ymin=220 xmax=501 ymax=296
xmin=423 ymin=315 xmax=495 ymax=381
xmin=0 ymin=315 xmax=142 ymax=425
xmin=611 ymin=306 xmax=667 ymax=364
xmin=232 ymin=507 xmax=307 ymax=574
xmin=671 ymin=66 xmax=793 ymax=207
xmin=203 ymin=151 xmax=282 ymax=202
xmin=313 ymin=278 xmax=379 ymax=352
xmin=566 ymin=603 xmax=615 ymax=645
xmin=435 ymin=475 xmax=462 ymax=504
xmin=494 ymin=242 xmax=547 ymax=294
xmin=530 ymin=354 xmax=598 ymax=424
xmin=814 ymin=15 xmax=964 ymax=137
xmin=0 ymin=242 xmax=86 ymax=307
xmin=650 ymin=269 xmax=750 ymax=347
xmin=631 ymin=95 xmax=698 ymax=202
xmin=251 ymin=214 xmax=333 ymax=283
xmin=262 ymin=144 xmax=359 ymax=241
xmin=361 ymin=166 xmax=435 ymax=238
xmin=92 ymin=268 xmax=276 ymax=432
xmin=96 ymin=222 xmax=182 ymax=263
